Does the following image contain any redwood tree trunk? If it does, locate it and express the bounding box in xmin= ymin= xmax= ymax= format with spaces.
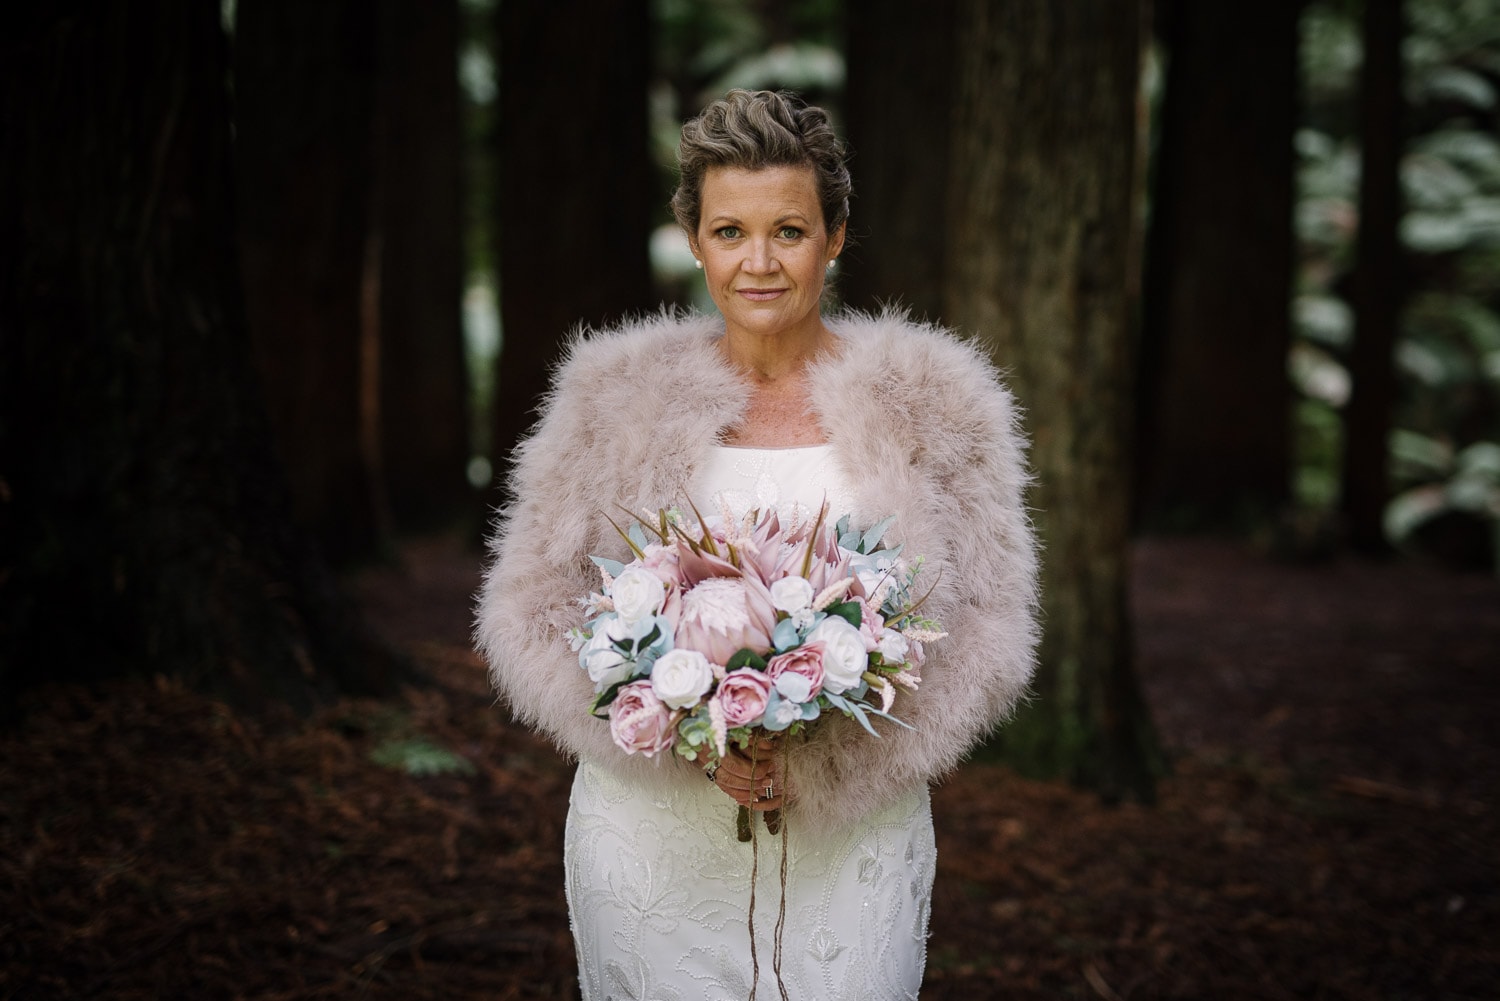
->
xmin=945 ymin=1 xmax=1161 ymax=801
xmin=373 ymin=0 xmax=473 ymax=531
xmin=492 ymin=0 xmax=656 ymax=472
xmin=0 ymin=1 xmax=407 ymax=711
xmin=1137 ymin=0 xmax=1301 ymax=528
xmin=234 ymin=0 xmax=386 ymax=564
xmin=1341 ymin=0 xmax=1405 ymax=553
xmin=842 ymin=0 xmax=955 ymax=322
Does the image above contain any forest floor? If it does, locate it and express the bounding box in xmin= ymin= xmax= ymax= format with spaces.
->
xmin=2 ymin=535 xmax=1497 ymax=1000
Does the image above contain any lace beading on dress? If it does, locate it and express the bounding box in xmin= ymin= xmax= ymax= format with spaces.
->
xmin=563 ymin=445 xmax=935 ymax=1000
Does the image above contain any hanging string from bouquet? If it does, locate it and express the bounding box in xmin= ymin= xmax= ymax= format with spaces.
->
xmin=745 ymin=740 xmax=791 ymax=1001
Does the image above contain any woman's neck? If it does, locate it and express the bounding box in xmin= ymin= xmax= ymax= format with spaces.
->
xmin=720 ymin=319 xmax=837 ymax=382
xmin=718 ymin=322 xmax=839 ymax=447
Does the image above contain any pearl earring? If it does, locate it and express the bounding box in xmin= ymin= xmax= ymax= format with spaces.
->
xmin=826 ymin=259 xmax=836 ymax=270
xmin=694 ymin=259 xmax=703 ymax=270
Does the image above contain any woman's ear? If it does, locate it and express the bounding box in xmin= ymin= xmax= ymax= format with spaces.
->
xmin=828 ymin=221 xmax=846 ymax=262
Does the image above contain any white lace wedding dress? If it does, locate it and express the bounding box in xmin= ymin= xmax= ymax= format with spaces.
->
xmin=564 ymin=444 xmax=936 ymax=1001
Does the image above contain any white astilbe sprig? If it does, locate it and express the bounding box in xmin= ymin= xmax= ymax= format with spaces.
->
xmin=812 ymin=577 xmax=854 ymax=611
xmin=889 ymin=670 xmax=922 ymax=691
xmin=708 ymin=697 xmax=728 ymax=759
xmin=905 ymin=626 xmax=947 ymax=643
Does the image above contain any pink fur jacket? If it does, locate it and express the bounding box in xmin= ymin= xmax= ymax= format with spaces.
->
xmin=475 ymin=308 xmax=1039 ymax=832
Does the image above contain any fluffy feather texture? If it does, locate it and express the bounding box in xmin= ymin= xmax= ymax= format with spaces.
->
xmin=475 ymin=307 xmax=1039 ymax=832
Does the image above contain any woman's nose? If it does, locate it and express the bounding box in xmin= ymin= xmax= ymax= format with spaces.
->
xmin=742 ymin=238 xmax=779 ymax=274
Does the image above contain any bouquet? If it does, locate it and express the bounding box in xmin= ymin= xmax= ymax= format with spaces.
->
xmin=568 ymin=501 xmax=945 ymax=837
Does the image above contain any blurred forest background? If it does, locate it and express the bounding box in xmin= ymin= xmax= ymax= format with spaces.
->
xmin=2 ymin=0 xmax=1498 ymax=998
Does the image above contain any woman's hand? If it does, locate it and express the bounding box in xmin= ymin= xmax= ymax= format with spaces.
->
xmin=711 ymin=735 xmax=784 ymax=812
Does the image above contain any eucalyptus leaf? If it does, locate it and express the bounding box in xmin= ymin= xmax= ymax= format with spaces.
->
xmin=860 ymin=515 xmax=897 ymax=552
xmin=772 ymin=617 xmax=803 ymax=652
xmin=589 ymin=555 xmax=626 ymax=578
xmin=846 ymin=702 xmax=880 ymax=737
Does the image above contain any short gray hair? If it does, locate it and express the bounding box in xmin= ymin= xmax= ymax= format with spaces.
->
xmin=671 ymin=89 xmax=851 ymax=238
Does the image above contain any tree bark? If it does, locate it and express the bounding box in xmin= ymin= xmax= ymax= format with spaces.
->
xmin=0 ymin=1 xmax=408 ymax=712
xmin=1137 ymin=0 xmax=1300 ymax=529
xmin=234 ymin=0 xmax=386 ymax=564
xmin=946 ymin=1 xmax=1161 ymax=801
xmin=842 ymin=0 xmax=954 ymax=322
xmin=492 ymin=0 xmax=656 ymax=473
xmin=373 ymin=0 xmax=473 ymax=531
xmin=1341 ymin=0 xmax=1404 ymax=553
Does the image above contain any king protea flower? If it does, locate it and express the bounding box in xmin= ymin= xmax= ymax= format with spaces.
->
xmin=674 ymin=575 xmax=778 ymax=665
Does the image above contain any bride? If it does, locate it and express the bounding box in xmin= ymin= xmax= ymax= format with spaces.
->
xmin=477 ymin=89 xmax=1038 ymax=999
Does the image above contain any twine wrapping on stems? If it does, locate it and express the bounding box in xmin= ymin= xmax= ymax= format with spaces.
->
xmin=744 ymin=740 xmax=791 ymax=1001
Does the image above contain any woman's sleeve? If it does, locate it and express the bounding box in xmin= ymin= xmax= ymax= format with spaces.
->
xmin=473 ymin=334 xmax=706 ymax=788
xmin=788 ymin=331 xmax=1040 ymax=830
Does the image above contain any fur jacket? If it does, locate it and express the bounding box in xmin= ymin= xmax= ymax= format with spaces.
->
xmin=475 ymin=308 xmax=1039 ymax=832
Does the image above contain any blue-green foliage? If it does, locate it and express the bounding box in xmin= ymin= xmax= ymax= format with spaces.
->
xmin=1297 ymin=0 xmax=1500 ymax=566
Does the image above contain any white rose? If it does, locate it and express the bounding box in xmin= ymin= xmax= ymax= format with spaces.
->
xmin=611 ymin=566 xmax=666 ymax=625
xmin=856 ymin=568 xmax=894 ymax=605
xmin=649 ymin=648 xmax=715 ymax=709
xmin=582 ymin=625 xmax=633 ymax=690
xmin=769 ymin=575 xmax=815 ymax=614
xmin=876 ymin=628 xmax=909 ymax=664
xmin=807 ymin=616 xmax=868 ymax=694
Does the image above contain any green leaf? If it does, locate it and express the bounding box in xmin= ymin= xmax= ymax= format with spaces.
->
xmin=725 ymin=648 xmax=768 ymax=671
xmin=369 ymin=738 xmax=475 ymax=777
xmin=826 ymin=601 xmax=862 ymax=628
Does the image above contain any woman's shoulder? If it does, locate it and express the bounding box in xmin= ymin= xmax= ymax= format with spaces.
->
xmin=527 ymin=308 xmax=744 ymax=460
xmin=555 ymin=307 xmax=724 ymax=386
xmin=823 ymin=307 xmax=1016 ymax=417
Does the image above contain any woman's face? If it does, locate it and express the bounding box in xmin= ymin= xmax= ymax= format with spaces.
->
xmin=691 ymin=165 xmax=844 ymax=344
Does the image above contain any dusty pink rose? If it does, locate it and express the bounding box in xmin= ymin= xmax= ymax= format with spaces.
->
xmin=674 ymin=576 xmax=777 ymax=665
xmin=609 ymin=681 xmax=677 ymax=757
xmin=715 ymin=668 xmax=773 ymax=727
xmin=856 ymin=598 xmax=884 ymax=652
xmin=766 ymin=643 xmax=826 ymax=700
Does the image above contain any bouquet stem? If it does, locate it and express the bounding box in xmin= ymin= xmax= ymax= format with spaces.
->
xmin=736 ymin=805 xmax=783 ymax=842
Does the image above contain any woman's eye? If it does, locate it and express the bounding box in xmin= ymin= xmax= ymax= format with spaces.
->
xmin=717 ymin=226 xmax=741 ymax=239
xmin=778 ymin=226 xmax=803 ymax=240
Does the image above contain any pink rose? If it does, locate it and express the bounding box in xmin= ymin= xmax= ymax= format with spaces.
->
xmin=608 ymin=681 xmax=677 ymax=757
xmin=766 ymin=643 xmax=826 ymax=701
xmin=856 ymin=598 xmax=884 ymax=652
xmin=715 ymin=668 xmax=773 ymax=727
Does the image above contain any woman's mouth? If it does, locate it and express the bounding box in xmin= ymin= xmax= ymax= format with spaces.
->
xmin=737 ymin=288 xmax=787 ymax=302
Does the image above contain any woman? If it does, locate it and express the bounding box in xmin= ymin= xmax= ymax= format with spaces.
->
xmin=477 ymin=90 xmax=1037 ymax=1000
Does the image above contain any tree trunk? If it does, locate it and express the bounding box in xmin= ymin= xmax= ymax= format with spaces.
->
xmin=0 ymin=1 xmax=408 ymax=713
xmin=946 ymin=1 xmax=1162 ymax=801
xmin=373 ymin=0 xmax=473 ymax=532
xmin=842 ymin=0 xmax=954 ymax=322
xmin=234 ymin=0 xmax=387 ymax=564
xmin=1341 ymin=0 xmax=1404 ymax=553
xmin=1136 ymin=0 xmax=1300 ymax=530
xmin=492 ymin=0 xmax=656 ymax=472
